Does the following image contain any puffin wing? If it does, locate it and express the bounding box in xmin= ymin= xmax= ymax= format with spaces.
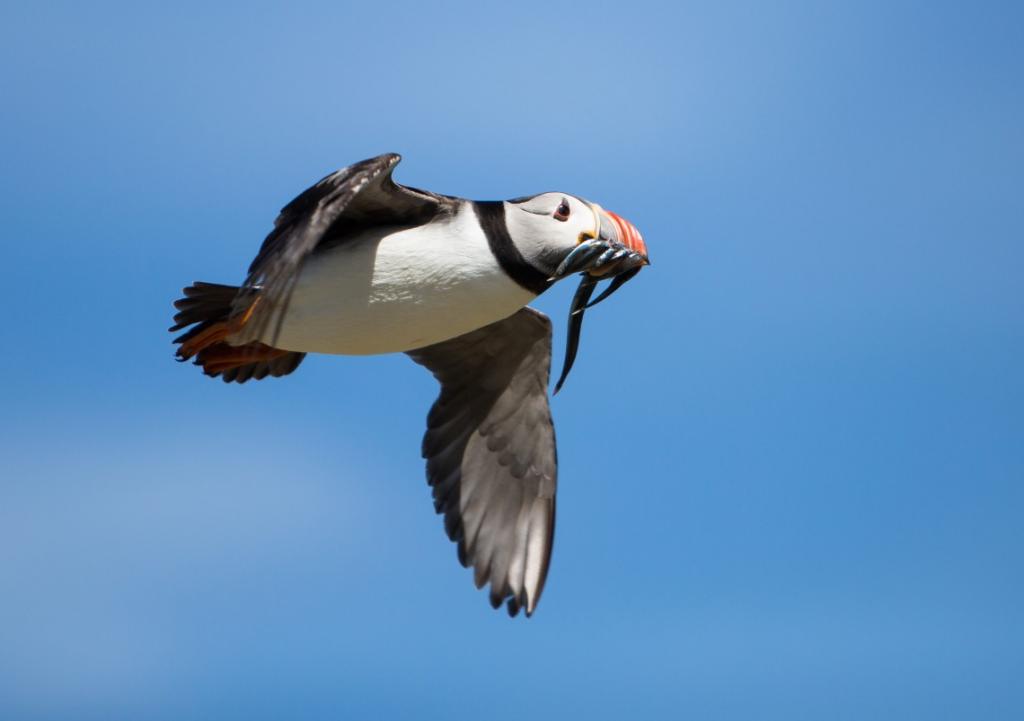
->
xmin=239 ymin=152 xmax=451 ymax=341
xmin=407 ymin=307 xmax=557 ymax=617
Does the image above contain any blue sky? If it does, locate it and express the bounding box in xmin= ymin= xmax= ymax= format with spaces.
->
xmin=1 ymin=1 xmax=1021 ymax=719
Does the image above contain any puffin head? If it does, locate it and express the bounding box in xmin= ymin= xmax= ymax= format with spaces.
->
xmin=504 ymin=193 xmax=648 ymax=277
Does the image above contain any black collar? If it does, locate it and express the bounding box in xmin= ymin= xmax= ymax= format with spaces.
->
xmin=472 ymin=201 xmax=552 ymax=296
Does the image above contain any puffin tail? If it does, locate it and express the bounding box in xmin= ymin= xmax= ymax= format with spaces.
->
xmin=170 ymin=282 xmax=305 ymax=384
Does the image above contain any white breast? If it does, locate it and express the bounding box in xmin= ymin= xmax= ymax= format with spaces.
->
xmin=261 ymin=204 xmax=536 ymax=355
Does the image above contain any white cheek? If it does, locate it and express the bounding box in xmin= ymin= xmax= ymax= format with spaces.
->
xmin=506 ymin=209 xmax=579 ymax=264
xmin=572 ymin=216 xmax=592 ymax=239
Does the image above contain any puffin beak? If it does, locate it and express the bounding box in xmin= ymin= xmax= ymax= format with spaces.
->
xmin=552 ymin=203 xmax=650 ymax=394
xmin=596 ymin=207 xmax=649 ymax=264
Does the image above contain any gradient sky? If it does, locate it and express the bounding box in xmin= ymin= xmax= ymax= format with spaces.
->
xmin=1 ymin=2 xmax=1022 ymax=719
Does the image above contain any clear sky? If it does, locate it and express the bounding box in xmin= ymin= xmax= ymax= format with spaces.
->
xmin=1 ymin=1 xmax=1021 ymax=719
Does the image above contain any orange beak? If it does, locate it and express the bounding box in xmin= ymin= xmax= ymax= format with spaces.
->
xmin=599 ymin=208 xmax=649 ymax=262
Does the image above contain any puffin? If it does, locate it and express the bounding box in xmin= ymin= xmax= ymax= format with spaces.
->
xmin=170 ymin=154 xmax=648 ymax=616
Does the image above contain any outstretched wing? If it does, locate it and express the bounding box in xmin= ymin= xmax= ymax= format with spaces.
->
xmin=238 ymin=153 xmax=453 ymax=342
xmin=407 ymin=307 xmax=558 ymax=617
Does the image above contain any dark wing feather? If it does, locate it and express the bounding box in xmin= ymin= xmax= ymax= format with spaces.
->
xmin=238 ymin=153 xmax=452 ymax=342
xmin=407 ymin=307 xmax=557 ymax=617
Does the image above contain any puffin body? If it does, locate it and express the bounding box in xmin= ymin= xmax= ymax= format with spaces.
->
xmin=171 ymin=154 xmax=648 ymax=616
xmin=255 ymin=202 xmax=535 ymax=355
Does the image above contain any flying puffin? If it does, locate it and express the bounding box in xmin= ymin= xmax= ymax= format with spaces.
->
xmin=170 ymin=153 xmax=648 ymax=616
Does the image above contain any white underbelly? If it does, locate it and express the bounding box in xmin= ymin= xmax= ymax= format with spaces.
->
xmin=259 ymin=222 xmax=535 ymax=355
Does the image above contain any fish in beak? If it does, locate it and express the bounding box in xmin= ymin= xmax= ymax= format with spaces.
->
xmin=552 ymin=204 xmax=649 ymax=393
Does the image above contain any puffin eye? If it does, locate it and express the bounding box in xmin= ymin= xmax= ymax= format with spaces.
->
xmin=553 ymin=199 xmax=571 ymax=222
